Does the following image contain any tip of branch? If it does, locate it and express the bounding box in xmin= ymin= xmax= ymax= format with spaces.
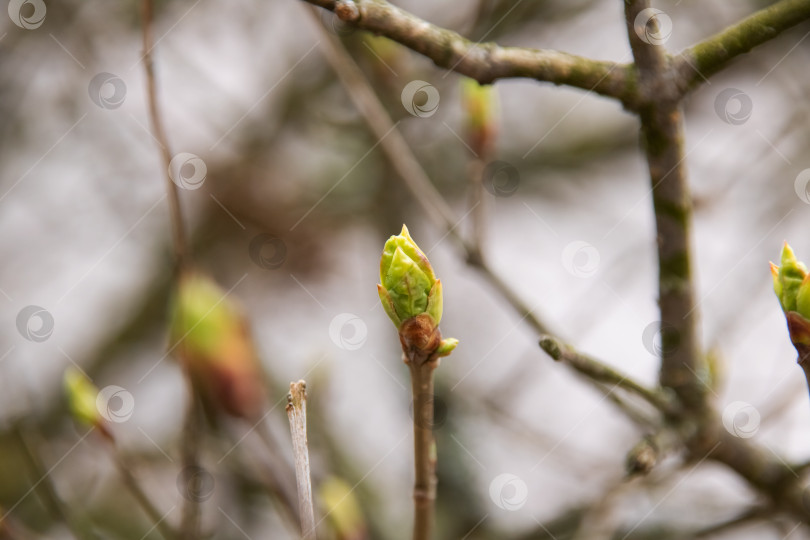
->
xmin=538 ymin=335 xmax=563 ymax=361
xmin=287 ymin=380 xmax=307 ymax=412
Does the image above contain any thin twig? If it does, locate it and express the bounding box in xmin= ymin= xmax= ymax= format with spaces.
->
xmin=222 ymin=422 xmax=301 ymax=532
xmin=141 ymin=0 xmax=189 ymax=270
xmin=286 ymin=381 xmax=316 ymax=540
xmin=12 ymin=424 xmax=86 ymax=540
xmin=690 ymin=506 xmax=770 ymax=538
xmin=107 ymin=442 xmax=178 ymax=540
xmin=178 ymin=387 xmax=204 ymax=540
xmin=539 ymin=335 xmax=676 ymax=415
xmin=140 ymin=1 xmax=200 ymax=536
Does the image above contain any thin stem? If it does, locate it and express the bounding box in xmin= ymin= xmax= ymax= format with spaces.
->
xmin=691 ymin=506 xmax=768 ymax=538
xmin=539 ymin=335 xmax=676 ymax=415
xmin=302 ymin=0 xmax=633 ymax=102
xmin=13 ymin=425 xmax=86 ymax=540
xmin=178 ymin=385 xmax=204 ymax=540
xmin=226 ymin=422 xmax=300 ymax=531
xmin=406 ymin=356 xmax=437 ymax=540
xmin=107 ymin=442 xmax=178 ymax=540
xmin=141 ymin=0 xmax=189 ymax=270
xmin=286 ymin=381 xmax=316 ymax=540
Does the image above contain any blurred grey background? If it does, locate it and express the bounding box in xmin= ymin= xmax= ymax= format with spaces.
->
xmin=1 ymin=0 xmax=810 ymax=538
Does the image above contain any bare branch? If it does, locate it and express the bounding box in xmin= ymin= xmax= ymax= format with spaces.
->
xmin=305 ymin=0 xmax=634 ymax=103
xmin=141 ymin=0 xmax=190 ymax=269
xmin=109 ymin=443 xmax=178 ymax=540
xmin=286 ymin=381 xmax=316 ymax=540
xmin=178 ymin=389 xmax=204 ymax=540
xmin=674 ymin=0 xmax=810 ymax=95
xmin=624 ymin=0 xmax=705 ymax=412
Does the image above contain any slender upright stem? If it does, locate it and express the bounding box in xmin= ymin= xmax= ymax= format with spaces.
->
xmin=141 ymin=0 xmax=189 ymax=270
xmin=406 ymin=356 xmax=437 ymax=540
xmin=109 ymin=443 xmax=178 ymax=540
xmin=13 ymin=425 xmax=87 ymax=540
xmin=178 ymin=386 xmax=203 ymax=540
xmin=286 ymin=381 xmax=316 ymax=540
xmin=141 ymin=1 xmax=199 ymax=535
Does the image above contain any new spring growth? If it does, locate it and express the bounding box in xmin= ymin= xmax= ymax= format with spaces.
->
xmin=771 ymin=242 xmax=810 ymax=361
xmin=170 ymin=271 xmax=266 ymax=420
xmin=378 ymin=225 xmax=458 ymax=360
xmin=64 ymin=368 xmax=111 ymax=439
xmin=462 ymin=78 xmax=497 ymax=157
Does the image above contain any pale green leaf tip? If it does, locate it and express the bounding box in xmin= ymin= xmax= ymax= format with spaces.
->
xmin=773 ymin=243 xmax=810 ymax=318
xmin=426 ymin=280 xmax=443 ymax=325
xmin=435 ymin=338 xmax=458 ymax=358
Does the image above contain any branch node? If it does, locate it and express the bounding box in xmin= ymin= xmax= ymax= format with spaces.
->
xmin=334 ymin=0 xmax=359 ymax=22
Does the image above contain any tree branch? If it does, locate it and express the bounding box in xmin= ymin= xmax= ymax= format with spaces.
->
xmin=674 ymin=0 xmax=810 ymax=95
xmin=142 ymin=0 xmax=189 ymax=270
xmin=178 ymin=389 xmax=204 ymax=540
xmin=539 ymin=335 xmax=676 ymax=416
xmin=624 ymin=0 xmax=705 ymax=412
xmin=305 ymin=0 xmax=635 ymax=103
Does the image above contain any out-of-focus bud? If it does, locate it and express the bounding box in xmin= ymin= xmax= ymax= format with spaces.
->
xmin=319 ymin=476 xmax=366 ymax=540
xmin=461 ymin=78 xmax=498 ymax=157
xmin=378 ymin=225 xmax=458 ymax=359
xmin=64 ymin=368 xmax=111 ymax=439
xmin=170 ymin=271 xmax=266 ymax=420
